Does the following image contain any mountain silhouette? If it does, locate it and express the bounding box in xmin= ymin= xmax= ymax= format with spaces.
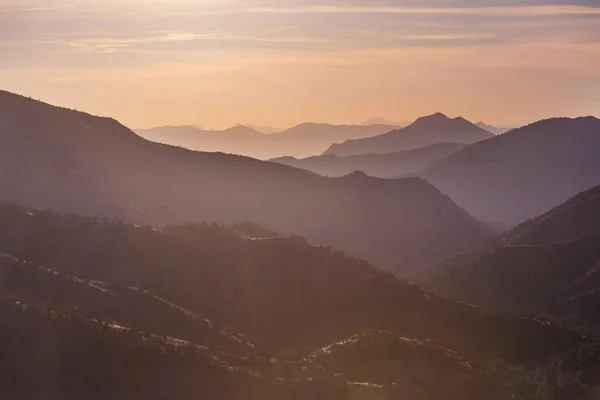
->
xmin=136 ymin=122 xmax=397 ymax=159
xmin=323 ymin=113 xmax=492 ymax=156
xmin=0 ymin=202 xmax=595 ymax=400
xmin=362 ymin=117 xmax=406 ymax=126
xmin=497 ymin=184 xmax=600 ymax=246
xmin=420 ymin=116 xmax=600 ymax=225
xmin=414 ymin=185 xmax=600 ymax=325
xmin=313 ymin=330 xmax=512 ymax=400
xmin=0 ymin=90 xmax=492 ymax=274
xmin=475 ymin=122 xmax=513 ymax=135
xmin=270 ymin=142 xmax=465 ymax=178
xmin=244 ymin=124 xmax=282 ymax=134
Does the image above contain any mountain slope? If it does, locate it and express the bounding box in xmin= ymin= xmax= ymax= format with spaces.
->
xmin=270 ymin=142 xmax=465 ymax=178
xmin=415 ymin=185 xmax=600 ymax=324
xmin=0 ymin=90 xmax=493 ymax=274
xmin=420 ymin=116 xmax=600 ymax=225
xmin=0 ymin=204 xmax=587 ymax=361
xmin=476 ymin=122 xmax=513 ymax=135
xmin=496 ymin=184 xmax=600 ymax=247
xmin=323 ymin=113 xmax=492 ymax=156
xmin=0 ymin=294 xmax=348 ymax=400
xmin=312 ymin=330 xmax=512 ymax=400
xmin=136 ymin=122 xmax=396 ymax=159
xmin=421 ymin=231 xmax=600 ymax=317
xmin=2 ymin=203 xmax=600 ymax=399
xmin=362 ymin=117 xmax=407 ymax=126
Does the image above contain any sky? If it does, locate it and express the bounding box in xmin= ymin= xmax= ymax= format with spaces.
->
xmin=1 ymin=0 xmax=599 ymax=129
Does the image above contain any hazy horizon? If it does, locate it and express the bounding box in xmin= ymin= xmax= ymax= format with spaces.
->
xmin=2 ymin=0 xmax=599 ymax=129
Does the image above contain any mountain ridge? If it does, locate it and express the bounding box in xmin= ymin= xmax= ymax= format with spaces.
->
xmin=413 ymin=184 xmax=600 ymax=326
xmin=136 ymin=121 xmax=398 ymax=159
xmin=2 ymin=202 xmax=596 ymax=399
xmin=420 ymin=115 xmax=600 ymax=225
xmin=0 ymin=89 xmax=493 ymax=275
xmin=270 ymin=142 xmax=466 ymax=178
xmin=323 ymin=113 xmax=492 ymax=156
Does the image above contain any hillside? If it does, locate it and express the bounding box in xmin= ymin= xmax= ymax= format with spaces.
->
xmin=323 ymin=113 xmax=492 ymax=156
xmin=0 ymin=90 xmax=493 ymax=274
xmin=421 ymin=231 xmax=600 ymax=319
xmin=0 ymin=293 xmax=347 ymax=400
xmin=136 ymin=122 xmax=397 ymax=159
xmin=312 ymin=330 xmax=512 ymax=400
xmin=497 ymin=184 xmax=600 ymax=247
xmin=0 ymin=203 xmax=598 ymax=399
xmin=270 ymin=142 xmax=465 ymax=178
xmin=420 ymin=116 xmax=600 ymax=225
xmin=415 ymin=185 xmax=600 ymax=325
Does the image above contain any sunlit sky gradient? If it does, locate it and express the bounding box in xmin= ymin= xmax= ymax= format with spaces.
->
xmin=1 ymin=0 xmax=599 ymax=129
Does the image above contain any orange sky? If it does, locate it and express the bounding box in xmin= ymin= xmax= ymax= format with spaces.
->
xmin=1 ymin=0 xmax=599 ymax=129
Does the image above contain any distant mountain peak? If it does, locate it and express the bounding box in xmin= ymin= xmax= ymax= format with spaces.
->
xmin=475 ymin=121 xmax=514 ymax=135
xmin=411 ymin=112 xmax=452 ymax=125
xmin=362 ymin=117 xmax=405 ymax=126
xmin=411 ymin=113 xmax=475 ymax=127
xmin=223 ymin=125 xmax=262 ymax=134
xmin=323 ymin=112 xmax=491 ymax=156
xmin=452 ymin=116 xmax=470 ymax=123
xmin=243 ymin=124 xmax=282 ymax=134
xmin=421 ymin=115 xmax=600 ymax=224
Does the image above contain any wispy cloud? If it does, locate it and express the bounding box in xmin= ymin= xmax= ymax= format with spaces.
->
xmin=1 ymin=0 xmax=599 ymax=127
xmin=233 ymin=5 xmax=600 ymax=15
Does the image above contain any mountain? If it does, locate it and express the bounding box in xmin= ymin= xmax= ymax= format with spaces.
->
xmin=497 ymin=186 xmax=600 ymax=245
xmin=414 ymin=185 xmax=600 ymax=325
xmin=244 ymin=124 xmax=282 ymax=134
xmin=476 ymin=122 xmax=513 ymax=135
xmin=0 ymin=90 xmax=492 ymax=275
xmin=419 ymin=231 xmax=600 ymax=327
xmin=136 ymin=122 xmax=396 ymax=159
xmin=420 ymin=116 xmax=600 ymax=225
xmin=270 ymin=122 xmax=399 ymax=157
xmin=0 ymin=203 xmax=598 ymax=399
xmin=323 ymin=113 xmax=493 ymax=156
xmin=135 ymin=124 xmax=272 ymax=157
xmin=312 ymin=330 xmax=512 ymax=400
xmin=0 ymin=254 xmax=348 ymax=400
xmin=270 ymin=143 xmax=466 ymax=178
xmin=362 ymin=117 xmax=406 ymax=126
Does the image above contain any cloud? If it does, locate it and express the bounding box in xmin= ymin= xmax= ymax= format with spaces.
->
xmin=232 ymin=4 xmax=600 ymax=16
xmin=1 ymin=0 xmax=599 ymax=128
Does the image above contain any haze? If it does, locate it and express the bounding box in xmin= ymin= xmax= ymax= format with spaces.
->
xmin=1 ymin=0 xmax=599 ymax=129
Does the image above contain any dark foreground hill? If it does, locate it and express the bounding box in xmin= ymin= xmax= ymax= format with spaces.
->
xmin=420 ymin=116 xmax=600 ymax=225
xmin=0 ymin=90 xmax=492 ymax=274
xmin=414 ymin=185 xmax=600 ymax=327
xmin=0 ymin=204 xmax=599 ymax=399
xmin=323 ymin=113 xmax=492 ymax=156
xmin=270 ymin=142 xmax=465 ymax=178
xmin=312 ymin=330 xmax=513 ymax=400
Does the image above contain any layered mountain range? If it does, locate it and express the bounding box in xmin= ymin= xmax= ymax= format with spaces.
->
xmin=323 ymin=113 xmax=493 ymax=156
xmin=413 ymin=184 xmax=600 ymax=325
xmin=0 ymin=90 xmax=493 ymax=274
xmin=2 ymin=89 xmax=600 ymax=399
xmin=271 ymin=142 xmax=466 ymax=178
xmin=420 ymin=116 xmax=600 ymax=225
xmin=1 ymin=203 xmax=596 ymax=399
xmin=136 ymin=122 xmax=399 ymax=159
